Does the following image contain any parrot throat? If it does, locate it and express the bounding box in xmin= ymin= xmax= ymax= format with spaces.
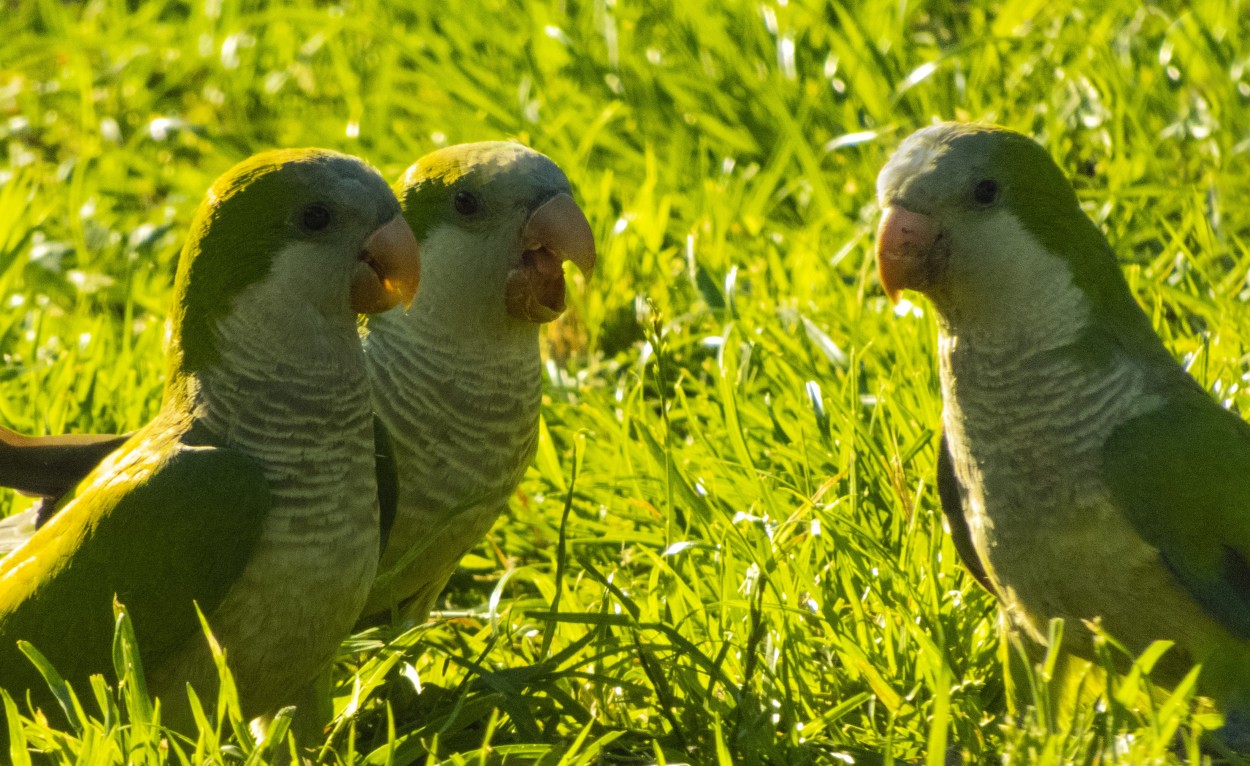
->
xmin=360 ymin=306 xmax=543 ymax=619
xmin=157 ymin=276 xmax=380 ymax=715
xmin=937 ymin=315 xmax=1163 ymax=640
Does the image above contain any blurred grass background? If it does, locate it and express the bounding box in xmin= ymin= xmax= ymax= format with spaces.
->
xmin=3 ymin=0 xmax=1250 ymax=762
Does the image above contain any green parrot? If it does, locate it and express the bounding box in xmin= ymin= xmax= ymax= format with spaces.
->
xmin=876 ymin=122 xmax=1250 ymax=729
xmin=0 ymin=148 xmax=421 ymax=736
xmin=362 ymin=141 xmax=595 ymax=622
xmin=0 ymin=142 xmax=596 ymax=627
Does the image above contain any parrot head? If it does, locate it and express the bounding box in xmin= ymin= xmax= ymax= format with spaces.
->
xmin=874 ymin=123 xmax=1137 ymax=337
xmin=394 ymin=142 xmax=596 ymax=328
xmin=168 ymin=148 xmax=421 ymax=373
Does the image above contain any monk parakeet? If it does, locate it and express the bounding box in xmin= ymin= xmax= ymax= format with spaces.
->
xmin=0 ymin=149 xmax=421 ymax=736
xmin=876 ymin=122 xmax=1250 ymax=725
xmin=362 ymin=141 xmax=595 ymax=622
xmin=0 ymin=143 xmax=595 ymax=633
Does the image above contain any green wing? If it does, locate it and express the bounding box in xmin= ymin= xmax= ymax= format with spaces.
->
xmin=0 ymin=432 xmax=270 ymax=705
xmin=1103 ymin=392 xmax=1250 ymax=639
xmin=935 ymin=430 xmax=996 ymax=594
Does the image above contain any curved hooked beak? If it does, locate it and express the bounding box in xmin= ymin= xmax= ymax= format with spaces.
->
xmin=505 ymin=193 xmax=597 ymax=323
xmin=876 ymin=205 xmax=940 ymax=303
xmin=351 ymin=213 xmax=422 ymax=314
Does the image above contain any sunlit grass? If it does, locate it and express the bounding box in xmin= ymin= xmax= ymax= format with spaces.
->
xmin=3 ymin=0 xmax=1250 ymax=762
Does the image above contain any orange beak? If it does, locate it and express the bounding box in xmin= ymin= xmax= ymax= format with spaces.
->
xmin=351 ymin=213 xmax=421 ymax=314
xmin=876 ymin=205 xmax=940 ymax=303
xmin=504 ymin=193 xmax=596 ymax=323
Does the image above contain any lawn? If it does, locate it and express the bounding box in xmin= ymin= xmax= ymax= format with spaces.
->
xmin=2 ymin=0 xmax=1250 ymax=763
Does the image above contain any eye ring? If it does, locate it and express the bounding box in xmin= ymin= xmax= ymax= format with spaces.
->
xmin=454 ymin=191 xmax=480 ymax=216
xmin=301 ymin=203 xmax=332 ymax=232
xmin=973 ymin=179 xmax=1000 ymax=206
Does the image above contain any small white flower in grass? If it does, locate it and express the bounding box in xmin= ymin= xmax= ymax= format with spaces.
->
xmin=824 ymin=130 xmax=877 ymax=152
xmin=637 ymin=340 xmax=653 ymax=369
xmin=893 ymin=297 xmax=923 ymax=318
xmin=777 ymin=36 xmax=796 ymax=80
xmin=613 ymin=216 xmax=629 ymax=234
xmin=67 ymin=270 xmax=114 ymax=294
xmin=11 ymin=146 xmax=35 ymax=167
xmin=147 ymin=117 xmax=185 ymax=141
xmin=345 ymin=121 xmax=359 ymax=139
xmin=741 ymin=562 xmax=760 ymax=595
xmin=810 ymin=518 xmax=821 ymax=536
xmin=663 ymin=541 xmax=698 ymax=557
xmin=263 ymin=72 xmax=286 ymax=94
xmin=400 ymin=662 xmax=422 ymax=694
xmin=100 ymin=117 xmax=120 ymax=143
xmin=220 ymin=32 xmax=254 ymax=69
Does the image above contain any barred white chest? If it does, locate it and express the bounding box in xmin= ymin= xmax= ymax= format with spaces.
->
xmin=362 ymin=309 xmax=541 ymax=619
xmin=150 ymin=281 xmax=380 ymax=718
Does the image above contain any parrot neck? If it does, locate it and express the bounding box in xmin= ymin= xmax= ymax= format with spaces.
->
xmin=365 ymin=305 xmax=543 ymax=498
xmin=937 ymin=319 xmax=1163 ymax=563
xmin=169 ymin=272 xmax=379 ymax=555
xmin=157 ymin=271 xmax=381 ymax=714
xmin=362 ymin=306 xmax=543 ymax=605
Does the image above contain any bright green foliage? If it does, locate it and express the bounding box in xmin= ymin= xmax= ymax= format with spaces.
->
xmin=3 ymin=0 xmax=1250 ymax=763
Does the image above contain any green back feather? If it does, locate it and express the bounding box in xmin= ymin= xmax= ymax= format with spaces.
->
xmin=1103 ymin=393 xmax=1250 ymax=639
xmin=0 ymin=415 xmax=269 ymax=713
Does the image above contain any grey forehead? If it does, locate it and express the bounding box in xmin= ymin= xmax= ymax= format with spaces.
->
xmin=877 ymin=127 xmax=993 ymax=210
xmin=295 ymin=155 xmax=400 ymax=224
xmin=463 ymin=143 xmax=569 ymax=192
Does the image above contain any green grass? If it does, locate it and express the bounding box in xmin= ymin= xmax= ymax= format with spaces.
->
xmin=3 ymin=0 xmax=1250 ymax=762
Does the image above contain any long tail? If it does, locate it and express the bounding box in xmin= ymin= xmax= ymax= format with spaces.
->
xmin=0 ymin=426 xmax=130 ymax=547
xmin=0 ymin=425 xmax=129 ymax=498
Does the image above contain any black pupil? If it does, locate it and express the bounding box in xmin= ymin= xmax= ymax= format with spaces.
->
xmin=454 ymin=191 xmax=479 ymax=215
xmin=974 ymin=179 xmax=999 ymax=204
xmin=302 ymin=204 xmax=331 ymax=231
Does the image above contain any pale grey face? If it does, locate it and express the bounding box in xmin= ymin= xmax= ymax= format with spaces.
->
xmin=175 ymin=150 xmax=419 ymax=372
xmin=271 ymin=155 xmax=412 ymax=318
xmin=399 ymin=143 xmax=594 ymax=330
xmin=876 ymin=124 xmax=1086 ymax=330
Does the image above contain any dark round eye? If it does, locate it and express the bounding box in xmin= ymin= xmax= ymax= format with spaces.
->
xmin=973 ymin=179 xmax=999 ymax=205
xmin=454 ymin=191 xmax=480 ymax=216
xmin=301 ymin=203 xmax=332 ymax=232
